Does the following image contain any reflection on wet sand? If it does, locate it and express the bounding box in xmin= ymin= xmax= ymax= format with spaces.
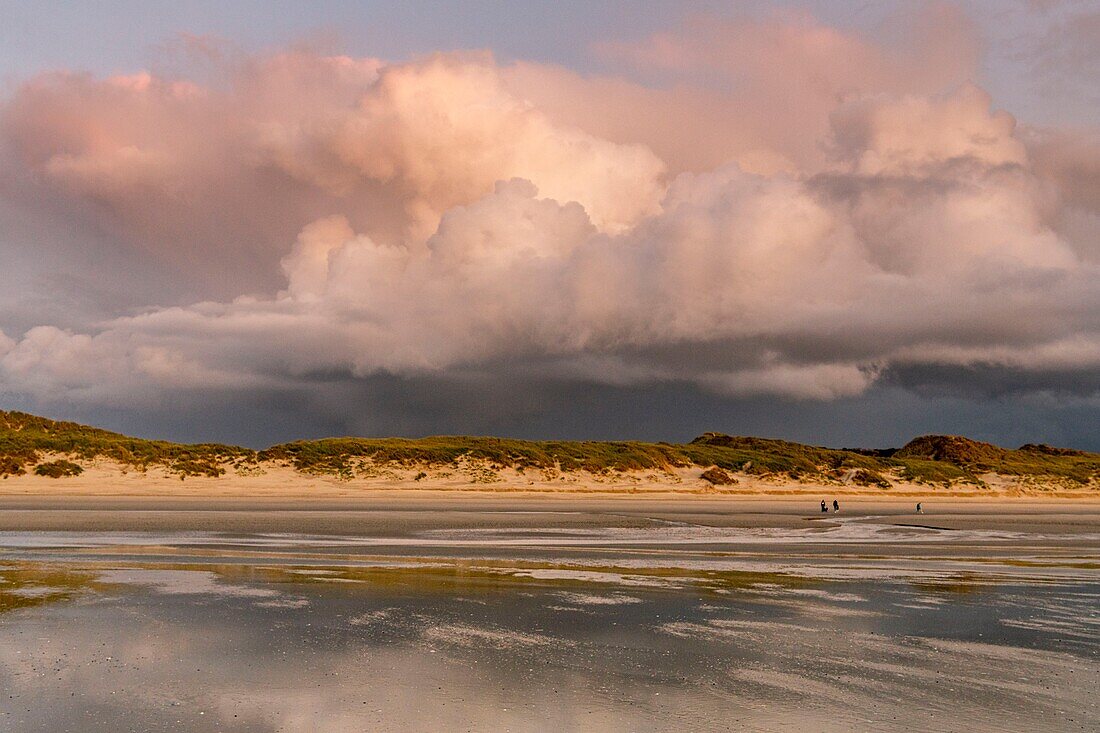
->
xmin=0 ymin=511 xmax=1097 ymax=732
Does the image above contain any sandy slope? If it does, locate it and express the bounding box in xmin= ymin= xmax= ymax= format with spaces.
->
xmin=1 ymin=456 xmax=1097 ymax=499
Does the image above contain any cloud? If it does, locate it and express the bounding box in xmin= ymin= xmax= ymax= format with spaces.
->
xmin=700 ymin=364 xmax=879 ymax=401
xmin=577 ymin=3 xmax=979 ymax=174
xmin=1024 ymin=125 xmax=1100 ymax=263
xmin=0 ymin=50 xmax=663 ymax=303
xmin=0 ymin=9 xmax=1098 ymax=436
xmin=255 ymin=52 xmax=665 ymax=238
xmin=828 ymin=85 xmax=1027 ymax=176
xmin=1026 ymin=6 xmax=1100 ymax=114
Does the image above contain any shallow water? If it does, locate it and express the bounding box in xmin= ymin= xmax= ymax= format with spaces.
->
xmin=0 ymin=513 xmax=1097 ymax=732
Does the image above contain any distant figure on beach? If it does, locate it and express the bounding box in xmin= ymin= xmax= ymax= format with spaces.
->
xmin=821 ymin=500 xmax=828 ymax=513
xmin=916 ymin=502 xmax=923 ymax=514
xmin=833 ymin=499 xmax=839 ymax=512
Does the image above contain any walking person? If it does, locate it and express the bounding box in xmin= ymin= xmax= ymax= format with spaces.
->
xmin=916 ymin=502 xmax=923 ymax=514
xmin=821 ymin=500 xmax=828 ymax=513
xmin=832 ymin=499 xmax=839 ymax=512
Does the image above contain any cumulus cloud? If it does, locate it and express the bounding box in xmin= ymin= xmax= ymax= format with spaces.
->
xmin=0 ymin=49 xmax=663 ymax=302
xmin=256 ymin=52 xmax=665 ymax=238
xmin=1 ymin=7 xmax=1098 ymax=431
xmin=574 ymin=3 xmax=979 ymax=174
xmin=828 ymin=85 xmax=1027 ymax=176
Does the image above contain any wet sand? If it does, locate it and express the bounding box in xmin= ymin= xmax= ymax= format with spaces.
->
xmin=0 ymin=497 xmax=1097 ymax=731
xmin=1 ymin=494 xmax=1099 ymax=534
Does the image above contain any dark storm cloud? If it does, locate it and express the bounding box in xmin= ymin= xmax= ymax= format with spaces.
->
xmin=882 ymin=362 xmax=1100 ymax=401
xmin=0 ymin=5 xmax=1098 ymax=447
xmin=7 ymin=374 xmax=1098 ymax=453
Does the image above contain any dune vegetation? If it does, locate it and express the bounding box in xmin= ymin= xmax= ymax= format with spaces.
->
xmin=1 ymin=410 xmax=1098 ymax=488
xmin=0 ymin=410 xmax=252 ymax=478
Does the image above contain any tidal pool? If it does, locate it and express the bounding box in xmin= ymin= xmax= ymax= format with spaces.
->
xmin=0 ymin=510 xmax=1097 ymax=732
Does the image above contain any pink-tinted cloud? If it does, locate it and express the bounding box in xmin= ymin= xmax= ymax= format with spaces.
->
xmin=582 ymin=3 xmax=980 ymax=173
xmin=1 ymin=50 xmax=663 ymax=300
xmin=0 ymin=9 xmax=1098 ymax=411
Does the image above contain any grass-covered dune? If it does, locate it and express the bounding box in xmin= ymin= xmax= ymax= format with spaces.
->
xmin=1 ymin=409 xmax=1098 ymax=488
xmin=0 ymin=411 xmax=252 ymax=478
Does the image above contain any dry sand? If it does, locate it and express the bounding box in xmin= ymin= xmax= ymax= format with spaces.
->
xmin=1 ymin=456 xmax=1097 ymax=538
xmin=2 ymin=457 xmax=1098 ymax=501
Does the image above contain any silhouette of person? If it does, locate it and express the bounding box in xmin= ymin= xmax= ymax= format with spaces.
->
xmin=832 ymin=499 xmax=839 ymax=512
xmin=916 ymin=502 xmax=923 ymax=514
xmin=821 ymin=500 xmax=828 ymax=513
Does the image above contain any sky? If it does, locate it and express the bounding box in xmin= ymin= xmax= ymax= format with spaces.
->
xmin=0 ymin=0 xmax=1098 ymax=449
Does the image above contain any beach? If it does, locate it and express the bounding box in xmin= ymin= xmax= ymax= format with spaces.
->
xmin=3 ymin=1 xmax=1098 ymax=728
xmin=1 ymin=493 xmax=1097 ymax=731
xmin=1 ymin=493 xmax=1100 ymax=534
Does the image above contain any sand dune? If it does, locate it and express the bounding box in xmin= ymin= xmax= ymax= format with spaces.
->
xmin=2 ymin=456 xmax=1099 ymax=501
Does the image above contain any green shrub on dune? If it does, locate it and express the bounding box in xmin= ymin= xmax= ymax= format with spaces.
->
xmin=33 ymin=460 xmax=84 ymax=478
xmin=0 ymin=411 xmax=250 ymax=478
xmin=892 ymin=435 xmax=1100 ymax=485
xmin=0 ymin=410 xmax=1096 ymax=488
xmin=0 ymin=455 xmax=27 ymax=477
xmin=894 ymin=458 xmax=972 ymax=486
xmin=849 ymin=468 xmax=892 ymax=488
xmin=259 ymin=436 xmax=692 ymax=474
